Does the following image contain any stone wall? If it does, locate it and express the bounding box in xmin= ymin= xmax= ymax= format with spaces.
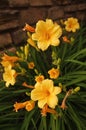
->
xmin=0 ymin=0 xmax=86 ymax=50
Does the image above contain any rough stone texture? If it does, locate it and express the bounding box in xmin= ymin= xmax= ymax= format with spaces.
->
xmin=19 ymin=8 xmax=47 ymax=25
xmin=76 ymin=12 xmax=86 ymax=22
xmin=52 ymin=0 xmax=86 ymax=5
xmin=0 ymin=0 xmax=86 ymax=49
xmin=48 ymin=7 xmax=64 ymax=20
xmin=64 ymin=13 xmax=76 ymax=19
xmin=29 ymin=0 xmax=52 ymax=6
xmin=78 ymin=3 xmax=86 ymax=10
xmin=64 ymin=4 xmax=77 ymax=12
xmin=52 ymin=0 xmax=71 ymax=5
xmin=11 ymin=29 xmax=27 ymax=45
xmin=64 ymin=3 xmax=86 ymax=12
xmin=0 ymin=20 xmax=19 ymax=31
xmin=0 ymin=0 xmax=9 ymax=9
xmin=9 ymin=0 xmax=29 ymax=7
xmin=0 ymin=33 xmax=12 ymax=48
xmin=0 ymin=10 xmax=19 ymax=24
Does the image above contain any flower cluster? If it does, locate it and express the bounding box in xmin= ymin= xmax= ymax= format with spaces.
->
xmin=0 ymin=17 xmax=80 ymax=116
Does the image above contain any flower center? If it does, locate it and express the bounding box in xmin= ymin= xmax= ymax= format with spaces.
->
xmin=68 ymin=21 xmax=74 ymax=28
xmin=43 ymin=31 xmax=50 ymax=41
xmin=45 ymin=90 xmax=50 ymax=97
xmin=46 ymin=33 xmax=50 ymax=40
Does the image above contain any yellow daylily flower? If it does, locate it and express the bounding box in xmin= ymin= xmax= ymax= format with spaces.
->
xmin=1 ymin=53 xmax=19 ymax=69
xmin=1 ymin=61 xmax=12 ymax=68
xmin=28 ymin=62 xmax=35 ymax=69
xmin=35 ymin=75 xmax=44 ymax=82
xmin=32 ymin=19 xmax=62 ymax=51
xmin=3 ymin=67 xmax=16 ymax=87
xmin=31 ymin=79 xmax=61 ymax=109
xmin=48 ymin=68 xmax=60 ymax=79
xmin=64 ymin=17 xmax=80 ymax=32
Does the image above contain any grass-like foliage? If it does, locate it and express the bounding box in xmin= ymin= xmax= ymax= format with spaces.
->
xmin=0 ymin=18 xmax=86 ymax=130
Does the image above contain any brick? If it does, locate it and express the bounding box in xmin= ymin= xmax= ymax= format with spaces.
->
xmin=28 ymin=0 xmax=53 ymax=6
xmin=64 ymin=3 xmax=86 ymax=12
xmin=11 ymin=29 xmax=27 ymax=45
xmin=0 ymin=10 xmax=19 ymax=25
xmin=72 ymin=0 xmax=86 ymax=3
xmin=0 ymin=33 xmax=12 ymax=48
xmin=0 ymin=0 xmax=9 ymax=9
xmin=9 ymin=0 xmax=29 ymax=7
xmin=64 ymin=13 xmax=76 ymax=19
xmin=48 ymin=7 xmax=64 ymax=20
xmin=19 ymin=8 xmax=47 ymax=25
xmin=78 ymin=3 xmax=86 ymax=11
xmin=64 ymin=4 xmax=78 ymax=12
xmin=0 ymin=20 xmax=19 ymax=31
xmin=52 ymin=0 xmax=86 ymax=5
xmin=76 ymin=12 xmax=86 ymax=21
xmin=52 ymin=0 xmax=71 ymax=5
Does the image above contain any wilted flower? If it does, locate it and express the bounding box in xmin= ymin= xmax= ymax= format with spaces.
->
xmin=14 ymin=100 xmax=35 ymax=112
xmin=1 ymin=53 xmax=19 ymax=63
xmin=41 ymin=104 xmax=57 ymax=116
xmin=25 ymin=100 xmax=35 ymax=111
xmin=62 ymin=36 xmax=70 ymax=43
xmin=14 ymin=101 xmax=27 ymax=112
xmin=22 ymin=82 xmax=34 ymax=89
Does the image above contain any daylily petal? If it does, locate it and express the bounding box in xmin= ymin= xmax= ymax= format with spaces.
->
xmin=38 ymin=98 xmax=47 ymax=108
xmin=51 ymin=38 xmax=60 ymax=46
xmin=34 ymin=82 xmax=42 ymax=89
xmin=48 ymin=95 xmax=58 ymax=109
xmin=41 ymin=79 xmax=54 ymax=93
xmin=37 ymin=41 xmax=50 ymax=51
xmin=31 ymin=89 xmax=44 ymax=101
xmin=53 ymin=87 xmax=62 ymax=95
